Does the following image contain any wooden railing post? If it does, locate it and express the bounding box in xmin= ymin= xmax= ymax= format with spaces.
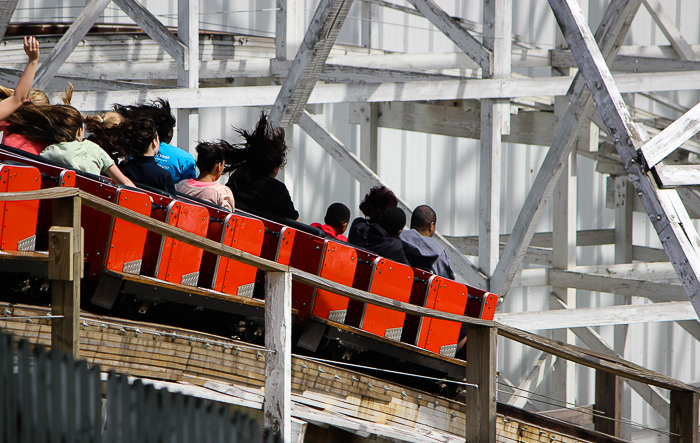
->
xmin=594 ymin=369 xmax=621 ymax=436
xmin=464 ymin=325 xmax=497 ymax=443
xmin=50 ymin=196 xmax=82 ymax=358
xmin=670 ymin=390 xmax=699 ymax=443
xmin=264 ymin=271 xmax=292 ymax=442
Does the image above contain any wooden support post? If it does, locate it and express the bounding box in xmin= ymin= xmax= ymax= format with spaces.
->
xmin=464 ymin=326 xmax=497 ymax=443
xmin=359 ymin=103 xmax=378 ymax=173
xmin=50 ymin=196 xmax=82 ymax=359
xmin=479 ymin=0 xmax=511 ymax=278
xmin=276 ymin=0 xmax=305 ymax=60
xmin=264 ymin=271 xmax=292 ymax=442
xmin=594 ymin=369 xmax=622 ymax=436
xmin=670 ymin=390 xmax=700 ymax=443
xmin=177 ymin=0 xmax=199 ymax=154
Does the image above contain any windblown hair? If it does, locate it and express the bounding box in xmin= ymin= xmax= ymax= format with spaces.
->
xmin=3 ymin=104 xmax=97 ymax=143
xmin=85 ymin=116 xmax=130 ymax=160
xmin=225 ymin=112 xmax=288 ymax=190
xmin=113 ymin=98 xmax=176 ymax=143
xmin=359 ymin=186 xmax=398 ymax=223
xmin=0 ymin=86 xmax=49 ymax=105
xmin=195 ymin=141 xmax=227 ymax=173
xmin=117 ymin=118 xmax=158 ymax=156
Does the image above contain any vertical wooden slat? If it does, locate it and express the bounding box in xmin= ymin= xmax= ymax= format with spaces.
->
xmin=50 ymin=348 xmax=63 ymax=443
xmin=7 ymin=339 xmax=18 ymax=443
xmin=264 ymin=271 xmax=292 ymax=442
xmin=464 ymin=325 xmax=497 ymax=443
xmin=670 ymin=390 xmax=700 ymax=443
xmin=89 ymin=365 xmax=102 ymax=443
xmin=106 ymin=370 xmax=119 ymax=443
xmin=172 ymin=392 xmax=185 ymax=443
xmin=17 ymin=340 xmax=32 ymax=443
xmin=77 ymin=361 xmax=90 ymax=443
xmin=34 ymin=346 xmax=50 ymax=443
xmin=119 ymin=375 xmax=131 ymax=443
xmin=594 ymin=369 xmax=622 ymax=436
xmin=0 ymin=335 xmax=10 ymax=443
xmin=64 ymin=354 xmax=77 ymax=443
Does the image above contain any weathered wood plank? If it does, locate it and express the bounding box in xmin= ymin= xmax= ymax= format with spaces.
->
xmin=669 ymin=390 xmax=699 ymax=443
xmin=641 ymin=0 xmax=697 ymax=61
xmin=111 ymin=0 xmax=186 ymax=68
xmin=406 ymin=0 xmax=491 ymax=72
xmin=594 ymin=370 xmax=621 ymax=436
xmin=498 ymin=323 xmax=695 ymax=392
xmin=464 ymin=326 xmax=497 ymax=443
xmin=33 ymin=0 xmax=112 ymax=90
xmin=0 ymin=0 xmax=19 ymax=40
xmin=269 ymin=0 xmax=354 ymax=128
xmin=496 ymin=301 xmax=696 ymax=330
xmin=640 ymin=101 xmax=700 ymax=168
xmin=264 ymin=271 xmax=292 ymax=442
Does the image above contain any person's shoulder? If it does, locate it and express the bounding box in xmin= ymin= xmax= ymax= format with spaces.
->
xmin=160 ymin=142 xmax=195 ymax=161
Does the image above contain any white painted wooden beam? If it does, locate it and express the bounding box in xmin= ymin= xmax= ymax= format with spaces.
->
xmin=548 ymin=0 xmax=700 ymax=319
xmin=640 ymin=101 xmax=700 ymax=168
xmin=654 ymin=165 xmax=700 ymax=188
xmin=269 ymin=0 xmax=354 ymax=129
xmin=297 ymin=110 xmax=488 ymax=289
xmin=406 ymin=0 xmax=491 ymax=72
xmin=490 ymin=0 xmax=643 ymax=298
xmin=61 ymin=69 xmax=700 ymax=111
xmin=111 ymin=0 xmax=186 ymax=69
xmin=496 ymin=301 xmax=696 ymax=330
xmin=265 ymin=271 xmax=292 ymax=442
xmin=641 ymin=0 xmax=697 ymax=61
xmin=276 ymin=0 xmax=305 ymax=60
xmin=0 ymin=0 xmax=19 ymax=41
xmin=548 ymin=269 xmax=685 ymax=302
xmin=33 ymin=0 xmax=112 ymax=90
xmin=174 ymin=0 xmax=199 ymax=156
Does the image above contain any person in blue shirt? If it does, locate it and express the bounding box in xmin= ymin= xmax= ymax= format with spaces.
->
xmin=113 ymin=98 xmax=197 ymax=184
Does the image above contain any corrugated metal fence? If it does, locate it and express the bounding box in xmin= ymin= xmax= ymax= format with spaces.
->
xmin=0 ymin=331 xmax=278 ymax=443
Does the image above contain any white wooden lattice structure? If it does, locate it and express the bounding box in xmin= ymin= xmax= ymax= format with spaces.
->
xmin=2 ymin=0 xmax=700 ymax=439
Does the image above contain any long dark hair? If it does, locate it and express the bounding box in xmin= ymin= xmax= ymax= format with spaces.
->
xmin=225 ymin=112 xmax=288 ymax=190
xmin=113 ymin=98 xmax=175 ymax=143
xmin=3 ymin=104 xmax=98 ymax=143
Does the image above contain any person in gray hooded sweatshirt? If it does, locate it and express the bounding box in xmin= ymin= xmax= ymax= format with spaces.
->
xmin=401 ymin=205 xmax=455 ymax=279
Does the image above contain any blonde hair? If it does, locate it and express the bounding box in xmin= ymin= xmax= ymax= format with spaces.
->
xmin=0 ymin=85 xmax=49 ymax=105
xmin=103 ymin=111 xmax=125 ymax=128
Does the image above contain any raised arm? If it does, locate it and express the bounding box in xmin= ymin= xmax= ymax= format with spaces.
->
xmin=0 ymin=37 xmax=40 ymax=121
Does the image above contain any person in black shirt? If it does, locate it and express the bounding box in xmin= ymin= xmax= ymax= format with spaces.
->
xmin=118 ymin=119 xmax=176 ymax=195
xmin=365 ymin=207 xmax=410 ymax=265
xmin=224 ymin=112 xmax=299 ymax=220
xmin=348 ymin=185 xmax=398 ymax=248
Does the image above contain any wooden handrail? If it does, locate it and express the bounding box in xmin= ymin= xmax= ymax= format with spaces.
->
xmin=1 ymin=187 xmax=696 ymax=393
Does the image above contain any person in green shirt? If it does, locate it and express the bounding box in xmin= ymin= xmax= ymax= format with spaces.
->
xmin=5 ymin=103 xmax=134 ymax=187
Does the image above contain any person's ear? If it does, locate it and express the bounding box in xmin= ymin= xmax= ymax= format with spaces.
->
xmin=76 ymin=126 xmax=85 ymax=141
